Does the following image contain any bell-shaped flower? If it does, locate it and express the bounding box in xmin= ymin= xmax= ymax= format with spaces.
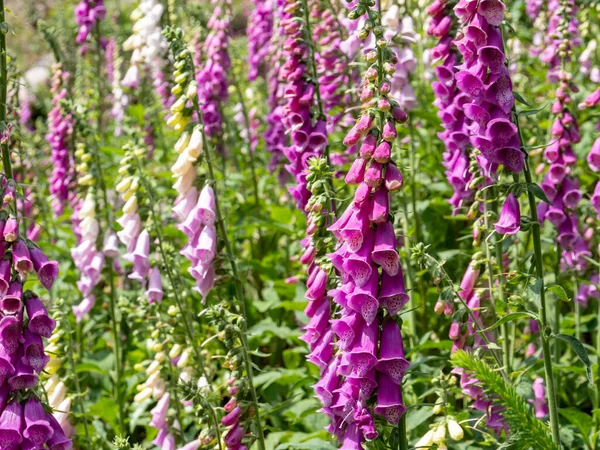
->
xmin=24 ymin=397 xmax=54 ymax=447
xmin=379 ymin=269 xmax=409 ymax=315
xmin=494 ymin=193 xmax=520 ymax=235
xmin=22 ymin=329 xmax=50 ymax=372
xmin=371 ymin=221 xmax=399 ymax=276
xmin=347 ymin=271 xmax=379 ymax=324
xmin=1 ymin=281 xmax=23 ymax=315
xmin=342 ymin=231 xmax=375 ymax=288
xmin=377 ymin=319 xmax=409 ymax=384
xmin=0 ymin=401 xmax=23 ymax=447
xmin=347 ymin=318 xmax=379 ymax=377
xmin=374 ymin=372 xmax=406 ymax=424
xmin=13 ymin=240 xmax=33 ymax=275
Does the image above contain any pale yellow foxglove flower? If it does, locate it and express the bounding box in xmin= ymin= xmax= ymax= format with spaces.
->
xmin=414 ymin=430 xmax=434 ymax=448
xmin=448 ymin=420 xmax=464 ymax=441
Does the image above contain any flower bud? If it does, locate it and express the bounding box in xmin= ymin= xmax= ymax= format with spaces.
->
xmin=447 ymin=420 xmax=464 ymax=441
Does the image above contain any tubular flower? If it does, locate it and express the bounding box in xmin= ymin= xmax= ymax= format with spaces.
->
xmin=247 ymin=0 xmax=274 ymax=81
xmin=453 ymin=0 xmax=524 ymax=175
xmin=427 ymin=0 xmax=475 ymax=213
xmin=196 ymin=1 xmax=232 ymax=144
xmin=530 ymin=377 xmax=549 ymax=418
xmin=46 ymin=64 xmax=75 ymax=217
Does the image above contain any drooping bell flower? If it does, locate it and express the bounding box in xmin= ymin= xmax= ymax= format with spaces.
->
xmin=12 ymin=240 xmax=33 ymax=275
xmin=196 ymin=185 xmax=216 ymax=225
xmin=30 ymin=247 xmax=59 ymax=291
xmin=459 ymin=263 xmax=480 ymax=300
xmin=23 ymin=397 xmax=54 ymax=448
xmin=371 ymin=221 xmax=399 ymax=276
xmin=146 ymin=267 xmax=164 ymax=303
xmin=1 ymin=281 xmax=23 ymax=315
xmin=9 ymin=357 xmax=38 ymax=390
xmin=26 ymin=295 xmax=57 ymax=338
xmin=46 ymin=414 xmax=73 ymax=450
xmin=373 ymin=372 xmax=406 ymax=424
xmin=129 ymin=229 xmax=150 ymax=282
xmin=3 ymin=216 xmax=18 ymax=242
xmin=347 ymin=318 xmax=379 ymax=377
xmin=379 ymin=269 xmax=409 ymax=315
xmin=0 ymin=314 xmax=24 ymax=354
xmin=494 ymin=193 xmax=520 ymax=235
xmin=530 ymin=377 xmax=549 ymax=418
xmin=376 ymin=319 xmax=409 ymax=385
xmin=22 ymin=329 xmax=50 ymax=372
xmin=0 ymin=401 xmax=24 ymax=448
xmin=150 ymin=393 xmax=170 ymax=429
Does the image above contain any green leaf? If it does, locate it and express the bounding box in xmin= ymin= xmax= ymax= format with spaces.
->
xmin=483 ymin=311 xmax=538 ymax=332
xmin=526 ymin=183 xmax=551 ymax=204
xmin=552 ymin=334 xmax=593 ymax=383
xmin=546 ymin=285 xmax=570 ymax=302
xmin=76 ymin=361 xmax=109 ymax=376
xmin=559 ymin=408 xmax=593 ymax=448
xmin=514 ymin=92 xmax=532 ymax=107
xmin=518 ymin=104 xmax=548 ymax=117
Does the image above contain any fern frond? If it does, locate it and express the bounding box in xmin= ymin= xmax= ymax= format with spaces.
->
xmin=451 ymin=350 xmax=559 ymax=450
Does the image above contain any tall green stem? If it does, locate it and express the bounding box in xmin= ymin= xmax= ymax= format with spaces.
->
xmin=0 ymin=0 xmax=12 ymax=181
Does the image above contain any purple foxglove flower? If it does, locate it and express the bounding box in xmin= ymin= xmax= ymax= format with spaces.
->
xmin=196 ymin=185 xmax=216 ymax=225
xmin=0 ymin=314 xmax=24 ymax=354
xmin=197 ymin=225 xmax=217 ymax=263
xmin=374 ymin=372 xmax=406 ymax=424
xmin=9 ymin=355 xmax=38 ymax=390
xmin=377 ymin=319 xmax=409 ymax=384
xmin=379 ymin=269 xmax=409 ymax=315
xmin=129 ymin=229 xmax=150 ymax=282
xmin=22 ymin=329 xmax=50 ymax=372
xmin=0 ymin=344 xmax=15 ymax=385
xmin=530 ymin=377 xmax=549 ymax=418
xmin=347 ymin=318 xmax=379 ymax=377
xmin=359 ymin=133 xmax=377 ymax=158
xmin=301 ymin=300 xmax=330 ymax=345
xmin=459 ymin=263 xmax=480 ymax=300
xmin=150 ymin=393 xmax=170 ymax=429
xmin=345 ymin=158 xmax=367 ymax=185
xmin=1 ymin=281 xmax=23 ymax=315
xmin=332 ymin=312 xmax=363 ymax=351
xmin=354 ymin=183 xmax=372 ymax=206
xmin=371 ymin=221 xmax=399 ymax=276
xmin=0 ymin=401 xmax=23 ymax=447
xmin=174 ymin=187 xmax=199 ymax=221
xmin=313 ymin=357 xmax=340 ymax=407
xmin=384 ymin=164 xmax=404 ymax=191
xmin=308 ymin=329 xmax=335 ymax=370
xmin=368 ymin=188 xmax=389 ymax=224
xmin=221 ymin=406 xmax=242 ymax=427
xmin=193 ymin=265 xmax=215 ymax=301
xmin=46 ymin=413 xmax=73 ymax=450
xmin=354 ymin=113 xmax=374 ymax=135
xmin=3 ymin=216 xmax=18 ymax=242
xmin=342 ymin=232 xmax=375 ymax=288
xmin=24 ymin=397 xmax=54 ymax=447
xmin=224 ymin=424 xmax=243 ymax=448
xmin=494 ymin=193 xmax=520 ymax=235
xmin=26 ymin=296 xmax=56 ymax=338
xmin=339 ymin=206 xmax=370 ymax=253
xmin=0 ymin=258 xmax=10 ymax=296
xmin=373 ymin=142 xmax=391 ymax=163
xmin=12 ymin=240 xmax=33 ymax=276
xmin=364 ymin=162 xmax=383 ymax=188
xmin=339 ymin=423 xmax=362 ymax=450
xmin=72 ymin=295 xmax=96 ymax=323
xmin=306 ymin=268 xmax=328 ymax=301
xmin=347 ymin=270 xmax=380 ymax=324
xmin=146 ymin=267 xmax=164 ymax=304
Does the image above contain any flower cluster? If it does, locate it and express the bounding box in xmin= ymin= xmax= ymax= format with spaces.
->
xmin=70 ymin=143 xmax=106 ymax=322
xmin=122 ymin=0 xmax=168 ymax=91
xmin=427 ymin=0 xmax=475 ymax=213
xmin=453 ymin=0 xmax=524 ymax=174
xmin=277 ymin=0 xmax=328 ymax=210
xmin=166 ymin=32 xmax=218 ymax=301
xmin=74 ymin=0 xmax=106 ymax=52
xmin=0 ymin=177 xmax=71 ymax=449
xmin=196 ymin=2 xmax=232 ymax=143
xmin=247 ymin=0 xmax=274 ymax=81
xmin=304 ymin=1 xmax=411 ymax=445
xmin=536 ymin=0 xmax=588 ymax=271
xmin=46 ymin=64 xmax=74 ymax=217
xmin=221 ymin=380 xmax=248 ymax=450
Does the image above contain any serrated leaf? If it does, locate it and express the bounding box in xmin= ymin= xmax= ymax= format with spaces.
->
xmin=483 ymin=311 xmax=538 ymax=332
xmin=552 ymin=334 xmax=593 ymax=383
xmin=546 ymin=285 xmax=570 ymax=302
xmin=526 ymin=183 xmax=551 ymax=204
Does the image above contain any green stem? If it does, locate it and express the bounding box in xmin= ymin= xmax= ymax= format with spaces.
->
xmin=573 ymin=275 xmax=580 ymax=341
xmin=493 ymin=226 xmax=511 ymax=373
xmin=0 ymin=0 xmax=12 ymax=181
xmin=62 ymin=303 xmax=91 ymax=444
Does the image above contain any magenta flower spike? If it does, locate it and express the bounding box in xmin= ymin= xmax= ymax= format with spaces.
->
xmin=374 ymin=372 xmax=406 ymax=425
xmin=376 ymin=319 xmax=409 ymax=384
xmin=494 ymin=193 xmax=521 ymax=235
xmin=23 ymin=397 xmax=54 ymax=447
xmin=0 ymin=401 xmax=24 ymax=448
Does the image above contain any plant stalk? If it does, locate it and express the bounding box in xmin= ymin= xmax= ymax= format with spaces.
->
xmin=0 ymin=0 xmax=12 ymax=181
